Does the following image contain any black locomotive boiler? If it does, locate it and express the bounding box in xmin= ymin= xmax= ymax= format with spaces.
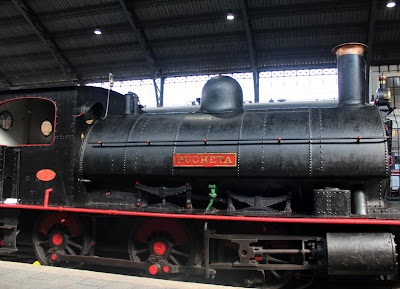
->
xmin=0 ymin=43 xmax=399 ymax=288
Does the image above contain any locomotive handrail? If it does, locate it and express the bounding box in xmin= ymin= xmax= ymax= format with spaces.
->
xmin=89 ymin=136 xmax=388 ymax=144
xmin=87 ymin=136 xmax=387 ymax=147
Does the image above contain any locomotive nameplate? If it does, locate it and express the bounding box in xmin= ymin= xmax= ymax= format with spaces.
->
xmin=173 ymin=153 xmax=237 ymax=167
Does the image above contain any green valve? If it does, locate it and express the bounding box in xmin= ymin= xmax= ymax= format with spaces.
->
xmin=206 ymin=184 xmax=217 ymax=211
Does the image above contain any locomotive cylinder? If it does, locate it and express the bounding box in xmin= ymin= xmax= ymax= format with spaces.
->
xmin=333 ymin=43 xmax=368 ymax=106
xmin=326 ymin=233 xmax=397 ymax=275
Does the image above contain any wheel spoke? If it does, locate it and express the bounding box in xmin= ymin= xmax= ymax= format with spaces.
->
xmin=135 ymin=248 xmax=149 ymax=255
xmin=168 ymin=254 xmax=181 ymax=265
xmin=38 ymin=240 xmax=50 ymax=246
xmin=65 ymin=245 xmax=76 ymax=255
xmin=171 ymin=249 xmax=189 ymax=259
xmin=67 ymin=240 xmax=83 ymax=250
xmin=271 ymin=270 xmax=282 ymax=279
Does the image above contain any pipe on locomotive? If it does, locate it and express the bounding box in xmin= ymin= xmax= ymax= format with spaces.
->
xmin=332 ymin=43 xmax=368 ymax=106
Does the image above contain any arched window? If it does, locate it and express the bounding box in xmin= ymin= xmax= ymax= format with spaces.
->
xmin=0 ymin=98 xmax=56 ymax=146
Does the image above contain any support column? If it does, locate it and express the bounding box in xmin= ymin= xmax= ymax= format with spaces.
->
xmin=365 ymin=0 xmax=377 ymax=103
xmin=253 ymin=69 xmax=259 ymax=103
xmin=159 ymin=77 xmax=165 ymax=107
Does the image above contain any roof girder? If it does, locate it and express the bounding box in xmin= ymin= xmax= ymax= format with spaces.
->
xmin=239 ymin=0 xmax=259 ymax=102
xmin=11 ymin=0 xmax=78 ymax=82
xmin=118 ymin=0 xmax=158 ymax=72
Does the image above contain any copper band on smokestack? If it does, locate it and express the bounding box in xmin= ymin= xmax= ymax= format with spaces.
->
xmin=332 ymin=43 xmax=368 ymax=106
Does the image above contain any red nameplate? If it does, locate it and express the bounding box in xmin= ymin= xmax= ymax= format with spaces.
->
xmin=173 ymin=153 xmax=237 ymax=167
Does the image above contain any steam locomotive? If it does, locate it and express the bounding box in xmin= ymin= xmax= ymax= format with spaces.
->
xmin=0 ymin=43 xmax=399 ymax=288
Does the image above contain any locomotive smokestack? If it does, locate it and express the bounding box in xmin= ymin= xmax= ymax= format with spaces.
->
xmin=332 ymin=43 xmax=368 ymax=106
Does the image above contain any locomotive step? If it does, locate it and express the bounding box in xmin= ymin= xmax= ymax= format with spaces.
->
xmin=0 ymin=225 xmax=17 ymax=229
xmin=0 ymin=247 xmax=18 ymax=254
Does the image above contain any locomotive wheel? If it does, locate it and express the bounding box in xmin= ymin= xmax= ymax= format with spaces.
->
xmin=32 ymin=212 xmax=92 ymax=266
xmin=128 ymin=218 xmax=198 ymax=277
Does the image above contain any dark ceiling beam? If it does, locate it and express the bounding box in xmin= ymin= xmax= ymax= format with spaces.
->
xmin=0 ymin=24 xmax=133 ymax=48
xmin=0 ymin=2 xmax=121 ymax=27
xmin=0 ymin=35 xmax=40 ymax=47
xmin=131 ymin=0 xmax=205 ymax=8
xmin=141 ymin=0 xmax=367 ymax=29
xmin=365 ymin=0 xmax=377 ymax=102
xmin=118 ymin=0 xmax=158 ymax=71
xmin=54 ymin=21 xmax=371 ymax=44
xmin=0 ymin=0 xmax=381 ymax=31
xmin=76 ymin=60 xmax=148 ymax=73
xmin=142 ymin=13 xmax=234 ymax=29
xmin=39 ymin=2 xmax=120 ymax=21
xmin=1 ymin=18 xmax=398 ymax=49
xmin=374 ymin=40 xmax=400 ymax=49
xmin=0 ymin=64 xmax=342 ymax=87
xmin=5 ymin=38 xmax=398 ymax=68
xmin=0 ymin=24 xmax=355 ymax=52
xmin=11 ymin=0 xmax=77 ymax=82
xmin=70 ymin=22 xmax=369 ymax=52
xmin=2 ymin=55 xmax=247 ymax=74
xmin=55 ymin=24 xmax=133 ymax=40
xmin=82 ymin=60 xmax=338 ymax=80
xmin=0 ymin=22 xmax=367 ymax=54
xmin=0 ymin=16 xmax=26 ymax=27
xmin=239 ymin=0 xmax=259 ymax=103
xmin=371 ymin=60 xmax=400 ymax=66
xmin=76 ymin=62 xmax=339 ymax=83
xmin=9 ymin=48 xmax=338 ymax=76
xmin=8 ymin=41 xmax=400 ymax=70
xmin=64 ymin=42 xmax=141 ymax=57
xmin=157 ymin=48 xmax=337 ymax=67
xmin=118 ymin=0 xmax=161 ymax=105
xmin=10 ymin=54 xmax=399 ymax=86
xmin=1 ymin=22 xmax=367 ymax=57
xmin=0 ymin=1 xmax=205 ymax=28
xmin=0 ymin=0 xmax=207 ymax=27
xmin=248 ymin=0 xmax=369 ymax=17
xmin=1 ymin=0 xmax=369 ymax=30
xmin=376 ymin=20 xmax=400 ymax=27
xmin=0 ymin=61 xmax=344 ymax=85
xmin=2 ymin=35 xmax=397 ymax=68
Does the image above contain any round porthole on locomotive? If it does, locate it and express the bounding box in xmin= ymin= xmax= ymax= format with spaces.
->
xmin=0 ymin=111 xmax=12 ymax=130
xmin=40 ymin=120 xmax=52 ymax=137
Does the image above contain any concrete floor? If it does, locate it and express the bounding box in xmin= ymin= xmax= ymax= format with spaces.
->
xmin=0 ymin=261 xmax=242 ymax=289
xmin=2 ymin=260 xmax=400 ymax=289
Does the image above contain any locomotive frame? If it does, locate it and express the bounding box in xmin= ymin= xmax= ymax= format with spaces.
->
xmin=0 ymin=43 xmax=399 ymax=288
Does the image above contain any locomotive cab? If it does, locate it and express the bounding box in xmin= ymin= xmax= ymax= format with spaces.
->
xmin=0 ymin=98 xmax=56 ymax=147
